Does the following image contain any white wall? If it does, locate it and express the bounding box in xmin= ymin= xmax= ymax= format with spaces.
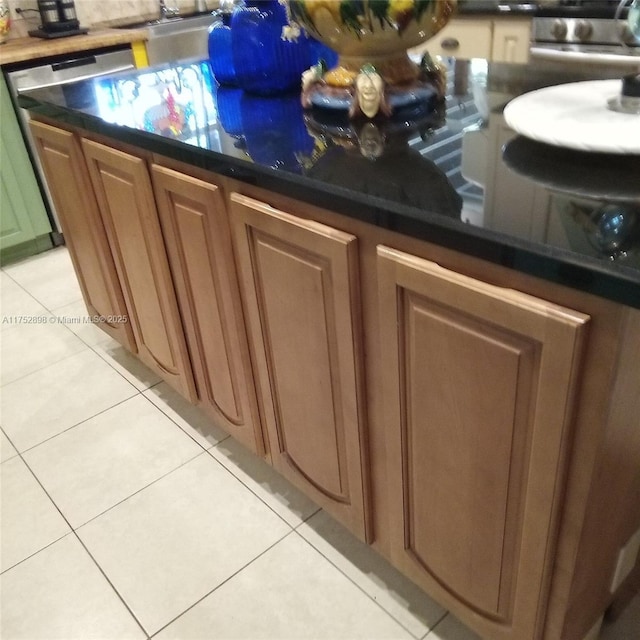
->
xmin=73 ymin=0 xmax=205 ymax=26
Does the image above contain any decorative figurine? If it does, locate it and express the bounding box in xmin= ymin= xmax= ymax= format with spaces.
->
xmin=351 ymin=64 xmax=391 ymax=119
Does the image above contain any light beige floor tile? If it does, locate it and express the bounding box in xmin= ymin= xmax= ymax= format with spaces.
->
xmin=298 ymin=510 xmax=447 ymax=638
xmin=23 ymin=395 xmax=203 ymax=528
xmin=0 ymin=456 xmax=71 ymax=572
xmin=0 ymin=319 xmax=87 ymax=386
xmin=3 ymin=247 xmax=83 ymax=310
xmin=77 ymin=453 xmax=291 ymax=635
xmin=0 ymin=534 xmax=145 ymax=640
xmin=0 ymin=428 xmax=18 ymax=462
xmin=0 ymin=273 xmax=50 ymax=331
xmin=51 ymin=298 xmax=113 ymax=347
xmin=155 ymin=532 xmax=415 ymax=640
xmin=143 ymin=382 xmax=229 ymax=450
xmin=209 ymin=436 xmax=320 ymax=527
xmin=425 ymin=613 xmax=481 ymax=640
xmin=600 ymin=591 xmax=640 ymax=640
xmin=92 ymin=337 xmax=162 ymax=391
xmin=1 ymin=350 xmax=138 ymax=452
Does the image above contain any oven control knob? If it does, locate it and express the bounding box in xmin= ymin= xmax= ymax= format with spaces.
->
xmin=551 ymin=19 xmax=568 ymax=40
xmin=618 ymin=23 xmax=637 ymax=45
xmin=574 ymin=20 xmax=593 ymax=41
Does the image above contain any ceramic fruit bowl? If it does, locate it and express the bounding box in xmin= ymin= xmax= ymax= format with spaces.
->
xmin=287 ymin=0 xmax=456 ymax=83
xmin=285 ymin=0 xmax=456 ymax=119
xmin=288 ymin=0 xmax=456 ymax=58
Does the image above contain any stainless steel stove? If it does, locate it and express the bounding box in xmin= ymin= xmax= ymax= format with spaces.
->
xmin=530 ymin=0 xmax=640 ymax=67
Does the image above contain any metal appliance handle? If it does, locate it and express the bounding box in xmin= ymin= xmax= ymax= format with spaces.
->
xmin=529 ymin=46 xmax=640 ymax=67
xmin=12 ymin=63 xmax=135 ymax=92
xmin=51 ymin=55 xmax=98 ymax=72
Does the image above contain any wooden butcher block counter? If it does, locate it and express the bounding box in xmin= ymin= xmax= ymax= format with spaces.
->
xmin=0 ymin=28 xmax=148 ymax=66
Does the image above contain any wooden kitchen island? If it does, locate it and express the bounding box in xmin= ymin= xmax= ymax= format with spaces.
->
xmin=19 ymin=57 xmax=640 ymax=640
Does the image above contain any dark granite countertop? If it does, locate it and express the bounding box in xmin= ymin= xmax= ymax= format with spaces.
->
xmin=18 ymin=57 xmax=640 ymax=309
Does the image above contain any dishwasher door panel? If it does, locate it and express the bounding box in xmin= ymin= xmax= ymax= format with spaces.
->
xmin=3 ymin=47 xmax=135 ymax=238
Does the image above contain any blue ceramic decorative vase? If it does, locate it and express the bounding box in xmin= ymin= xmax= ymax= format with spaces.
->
xmin=208 ymin=9 xmax=237 ymax=86
xmin=230 ymin=0 xmax=322 ymax=96
xmin=216 ymin=86 xmax=244 ymax=137
xmin=240 ymin=92 xmax=314 ymax=171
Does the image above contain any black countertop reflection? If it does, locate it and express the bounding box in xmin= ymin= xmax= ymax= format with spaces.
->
xmin=18 ymin=58 xmax=640 ymax=308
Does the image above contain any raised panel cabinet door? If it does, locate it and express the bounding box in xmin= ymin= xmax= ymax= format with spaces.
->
xmin=81 ymin=138 xmax=196 ymax=402
xmin=151 ymin=166 xmax=264 ymax=455
xmin=230 ymin=193 xmax=370 ymax=541
xmin=377 ymin=246 xmax=589 ymax=640
xmin=28 ymin=121 xmax=135 ymax=351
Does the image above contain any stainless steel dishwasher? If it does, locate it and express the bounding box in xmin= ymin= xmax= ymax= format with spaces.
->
xmin=3 ymin=46 xmax=135 ymax=240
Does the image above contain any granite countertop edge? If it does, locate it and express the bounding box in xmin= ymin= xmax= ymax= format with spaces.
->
xmin=18 ymin=90 xmax=640 ymax=311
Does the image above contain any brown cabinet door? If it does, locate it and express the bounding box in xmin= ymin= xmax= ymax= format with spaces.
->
xmin=377 ymin=245 xmax=589 ymax=639
xmin=230 ymin=193 xmax=370 ymax=541
xmin=151 ymin=166 xmax=264 ymax=454
xmin=81 ymin=138 xmax=196 ymax=401
xmin=28 ymin=121 xmax=135 ymax=351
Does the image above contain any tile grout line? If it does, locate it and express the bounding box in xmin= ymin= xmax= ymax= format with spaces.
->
xmin=3 ymin=451 xmax=151 ymax=639
xmin=197 ymin=448 xmax=446 ymax=637
xmin=421 ymin=612 xmax=451 ymax=639
xmin=4 ymin=384 xmax=448 ymax=640
xmin=85 ymin=338 xmax=161 ymax=390
xmin=14 ymin=440 xmax=303 ymax=637
xmin=0 ymin=279 xmax=60 ymax=322
xmin=289 ymin=528 xmax=434 ymax=640
xmin=10 ymin=390 xmax=141 ymax=457
xmin=0 ymin=426 xmax=21 ymax=466
xmin=6 ymin=414 xmax=224 ymax=636
xmin=0 ymin=530 xmax=71 ymax=576
xmin=1 ymin=248 xmax=82 ymax=302
xmin=2 ymin=249 xmax=156 ymax=394
xmin=5 ymin=405 xmax=212 ymax=533
xmin=202 ymin=445 xmax=310 ymax=532
xmin=1 ymin=263 xmax=57 ymax=294
xmin=0 ymin=341 xmax=90 ymax=390
xmin=297 ymin=506 xmax=323 ymax=526
xmin=2 ymin=251 xmax=298 ymax=637
xmin=40 ymin=295 xmax=85 ymax=316
xmin=71 ymin=449 xmax=209 ymax=530
xmin=137 ymin=391 xmax=232 ymax=453
xmin=148 ymin=528 xmax=296 ymax=639
xmin=72 ymin=530 xmax=153 ymax=640
xmin=194 ymin=451 xmax=437 ymax=637
xmin=11 ymin=423 xmax=321 ymax=632
xmin=4 ymin=251 xmax=454 ymax=639
xmin=0 ymin=279 xmax=83 ymax=319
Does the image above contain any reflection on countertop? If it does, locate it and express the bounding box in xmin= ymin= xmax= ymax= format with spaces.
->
xmin=18 ymin=56 xmax=640 ymax=307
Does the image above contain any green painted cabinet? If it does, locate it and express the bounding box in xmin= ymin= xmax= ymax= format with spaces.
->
xmin=0 ymin=74 xmax=52 ymax=263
